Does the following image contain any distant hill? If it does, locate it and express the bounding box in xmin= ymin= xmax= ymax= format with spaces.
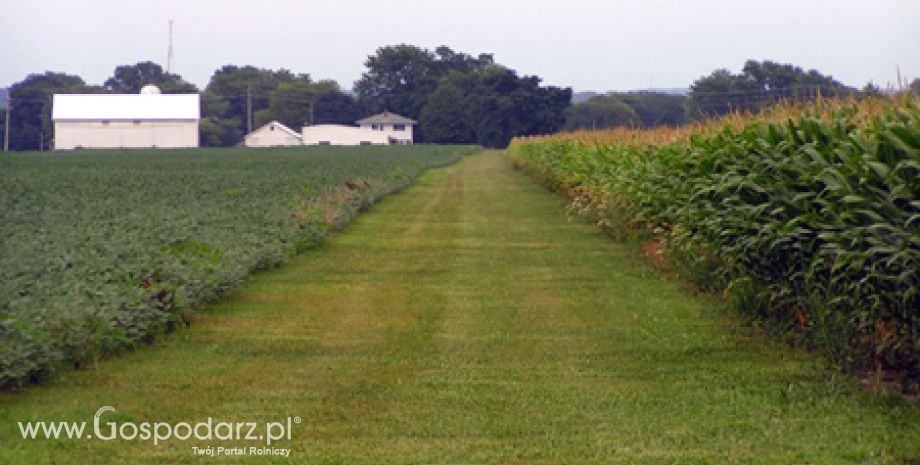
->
xmin=572 ymin=88 xmax=690 ymax=103
xmin=627 ymin=87 xmax=690 ymax=96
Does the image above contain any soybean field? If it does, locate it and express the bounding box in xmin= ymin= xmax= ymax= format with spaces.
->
xmin=0 ymin=145 xmax=476 ymax=389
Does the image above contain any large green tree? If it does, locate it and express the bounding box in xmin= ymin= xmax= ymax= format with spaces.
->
xmin=353 ymin=45 xmax=493 ymax=129
xmin=687 ymin=68 xmax=760 ymax=118
xmin=354 ymin=45 xmax=439 ymax=120
xmin=104 ymin=61 xmax=198 ymax=94
xmin=312 ymin=90 xmax=361 ymax=126
xmin=688 ymin=60 xmax=854 ymax=118
xmin=419 ymin=65 xmax=571 ymax=147
xmin=418 ymin=77 xmax=475 ymax=143
xmin=6 ymin=72 xmax=103 ymax=151
xmin=198 ymin=117 xmax=239 ymax=147
xmin=742 ymin=60 xmax=849 ymax=95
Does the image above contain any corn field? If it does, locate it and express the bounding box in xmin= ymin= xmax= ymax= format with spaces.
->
xmin=509 ymin=96 xmax=920 ymax=387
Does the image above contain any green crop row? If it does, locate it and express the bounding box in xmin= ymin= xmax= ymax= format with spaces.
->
xmin=0 ymin=145 xmax=476 ymax=389
xmin=509 ymin=98 xmax=920 ymax=386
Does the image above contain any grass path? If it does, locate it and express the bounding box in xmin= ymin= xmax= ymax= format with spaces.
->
xmin=1 ymin=150 xmax=917 ymax=464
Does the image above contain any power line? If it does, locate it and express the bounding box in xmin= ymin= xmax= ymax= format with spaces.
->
xmin=0 ymin=86 xmax=868 ymax=113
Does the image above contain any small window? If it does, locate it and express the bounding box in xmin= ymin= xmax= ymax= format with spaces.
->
xmin=319 ymin=141 xmax=331 ymax=145
xmin=393 ymin=124 xmax=406 ymax=131
xmin=360 ymin=141 xmax=372 ymax=145
xmin=133 ymin=120 xmax=141 ymax=125
xmin=270 ymin=125 xmax=275 ymax=131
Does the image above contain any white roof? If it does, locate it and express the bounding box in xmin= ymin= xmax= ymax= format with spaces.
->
xmin=305 ymin=124 xmax=355 ymax=129
xmin=52 ymin=93 xmax=200 ymax=121
xmin=254 ymin=121 xmax=302 ymax=140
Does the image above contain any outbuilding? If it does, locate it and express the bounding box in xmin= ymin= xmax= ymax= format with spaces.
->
xmin=300 ymin=111 xmax=417 ymax=146
xmin=52 ymin=85 xmax=199 ymax=150
xmin=244 ymin=120 xmax=302 ymax=147
xmin=301 ymin=124 xmax=389 ymax=146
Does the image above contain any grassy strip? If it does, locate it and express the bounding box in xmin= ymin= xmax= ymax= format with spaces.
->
xmin=0 ymin=151 xmax=916 ymax=464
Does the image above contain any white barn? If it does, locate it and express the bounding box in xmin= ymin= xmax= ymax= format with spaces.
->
xmin=244 ymin=120 xmax=302 ymax=147
xmin=52 ymin=86 xmax=199 ymax=150
xmin=301 ymin=111 xmax=417 ymax=146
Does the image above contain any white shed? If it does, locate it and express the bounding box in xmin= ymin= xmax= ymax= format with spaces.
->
xmin=52 ymin=86 xmax=200 ymax=150
xmin=301 ymin=124 xmax=389 ymax=146
xmin=356 ymin=111 xmax=417 ymax=145
xmin=244 ymin=121 xmax=302 ymax=147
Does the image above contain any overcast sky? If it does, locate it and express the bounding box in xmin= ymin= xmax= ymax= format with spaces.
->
xmin=4 ymin=0 xmax=919 ymax=92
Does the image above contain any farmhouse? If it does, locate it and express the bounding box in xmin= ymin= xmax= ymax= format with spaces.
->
xmin=357 ymin=111 xmax=416 ymax=145
xmin=244 ymin=120 xmax=302 ymax=147
xmin=301 ymin=111 xmax=417 ymax=146
xmin=52 ymin=85 xmax=199 ymax=150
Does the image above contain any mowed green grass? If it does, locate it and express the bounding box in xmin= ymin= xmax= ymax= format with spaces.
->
xmin=1 ymin=151 xmax=918 ymax=464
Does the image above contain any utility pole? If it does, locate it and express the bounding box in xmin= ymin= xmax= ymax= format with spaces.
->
xmin=246 ymin=84 xmax=253 ymax=134
xmin=3 ymin=95 xmax=10 ymax=152
xmin=167 ymin=20 xmax=174 ymax=74
xmin=309 ymin=99 xmax=314 ymax=126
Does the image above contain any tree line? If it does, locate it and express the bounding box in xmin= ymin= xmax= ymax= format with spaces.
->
xmin=0 ymin=45 xmax=571 ymax=150
xmin=560 ymin=60 xmax=916 ymax=132
xmin=3 ymin=51 xmax=917 ymax=150
xmin=0 ymin=62 xmax=365 ymax=150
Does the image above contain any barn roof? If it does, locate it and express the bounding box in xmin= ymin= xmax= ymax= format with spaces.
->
xmin=356 ymin=111 xmax=417 ymax=125
xmin=52 ymin=94 xmax=200 ymax=121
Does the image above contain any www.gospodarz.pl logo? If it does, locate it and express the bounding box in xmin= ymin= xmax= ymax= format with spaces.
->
xmin=17 ymin=406 xmax=301 ymax=457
